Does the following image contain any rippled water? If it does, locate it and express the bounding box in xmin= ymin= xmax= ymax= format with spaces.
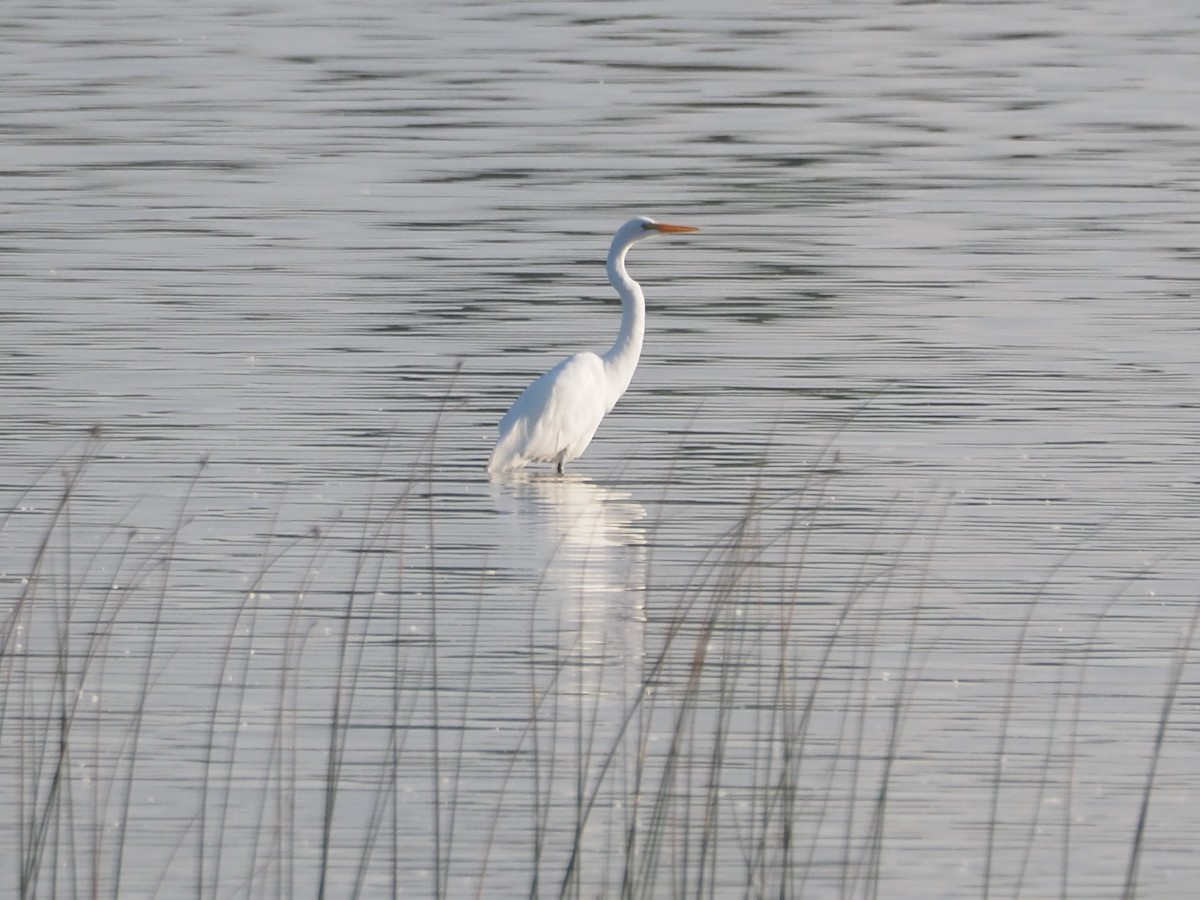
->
xmin=3 ymin=0 xmax=1199 ymax=897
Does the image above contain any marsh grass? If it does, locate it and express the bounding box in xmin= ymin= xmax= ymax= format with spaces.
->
xmin=1 ymin=431 xmax=1195 ymax=898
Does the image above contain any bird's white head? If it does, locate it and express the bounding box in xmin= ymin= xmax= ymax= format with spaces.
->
xmin=632 ymin=215 xmax=699 ymax=238
xmin=611 ymin=216 xmax=699 ymax=257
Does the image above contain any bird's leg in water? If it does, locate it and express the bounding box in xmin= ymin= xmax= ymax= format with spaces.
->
xmin=557 ymin=459 xmax=565 ymax=476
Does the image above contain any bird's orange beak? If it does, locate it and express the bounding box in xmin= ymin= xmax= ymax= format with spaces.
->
xmin=652 ymin=223 xmax=699 ymax=233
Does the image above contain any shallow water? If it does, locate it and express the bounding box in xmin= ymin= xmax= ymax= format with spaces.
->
xmin=3 ymin=0 xmax=1199 ymax=896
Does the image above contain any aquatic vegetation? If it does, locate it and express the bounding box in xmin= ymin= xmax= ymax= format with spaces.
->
xmin=2 ymin=433 xmax=1195 ymax=899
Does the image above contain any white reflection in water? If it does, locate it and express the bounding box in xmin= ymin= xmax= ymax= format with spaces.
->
xmin=483 ymin=474 xmax=651 ymax=888
xmin=493 ymin=472 xmax=646 ymax=674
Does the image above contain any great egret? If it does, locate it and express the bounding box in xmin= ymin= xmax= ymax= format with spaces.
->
xmin=488 ymin=216 xmax=698 ymax=476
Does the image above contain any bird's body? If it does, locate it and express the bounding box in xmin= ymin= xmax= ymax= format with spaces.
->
xmin=488 ymin=216 xmax=698 ymax=476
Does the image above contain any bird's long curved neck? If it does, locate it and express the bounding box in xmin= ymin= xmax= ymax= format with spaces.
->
xmin=601 ymin=241 xmax=645 ymax=408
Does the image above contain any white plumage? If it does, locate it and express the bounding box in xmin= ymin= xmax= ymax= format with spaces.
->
xmin=488 ymin=216 xmax=698 ymax=476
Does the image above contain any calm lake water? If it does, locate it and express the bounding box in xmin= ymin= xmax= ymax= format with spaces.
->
xmin=3 ymin=0 xmax=1199 ymax=896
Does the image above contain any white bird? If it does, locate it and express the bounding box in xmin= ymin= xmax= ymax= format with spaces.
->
xmin=488 ymin=216 xmax=698 ymax=476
